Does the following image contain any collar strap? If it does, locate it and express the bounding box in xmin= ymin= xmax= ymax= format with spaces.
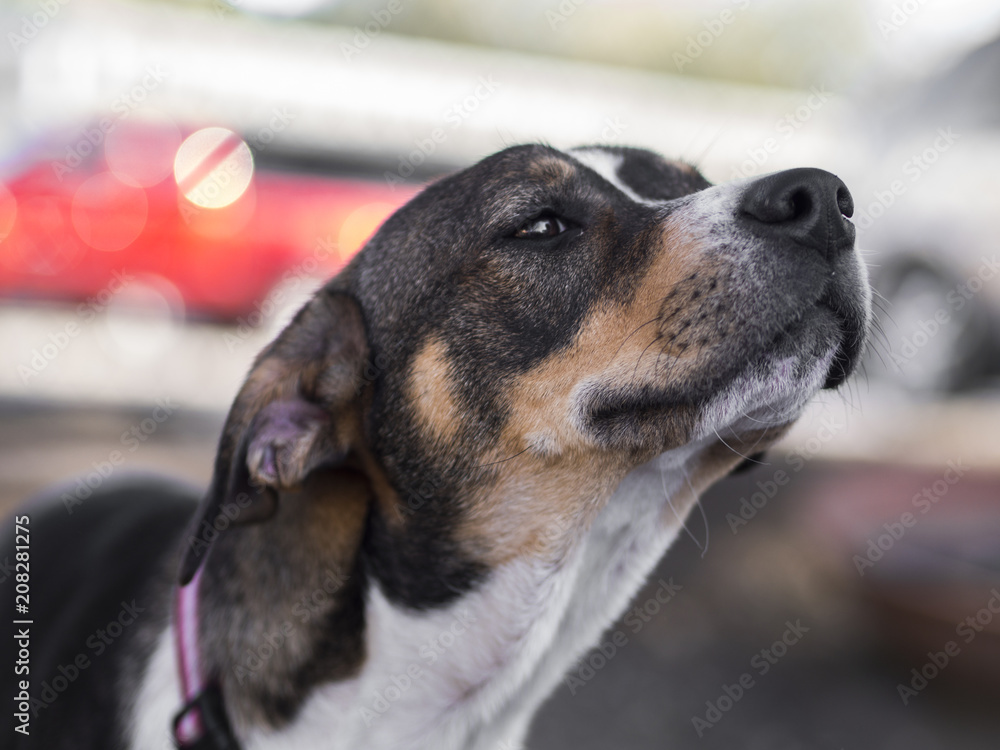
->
xmin=172 ymin=566 xmax=241 ymax=750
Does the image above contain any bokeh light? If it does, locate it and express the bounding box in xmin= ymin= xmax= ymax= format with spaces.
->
xmin=71 ymin=172 xmax=148 ymax=252
xmin=6 ymin=197 xmax=85 ymax=275
xmin=173 ymin=127 xmax=254 ymax=209
xmin=105 ymin=109 xmax=183 ymax=187
xmin=100 ymin=275 xmax=185 ymax=364
xmin=0 ymin=183 xmax=17 ymax=243
xmin=338 ymin=202 xmax=397 ymax=258
xmin=178 ymin=183 xmax=257 ymax=239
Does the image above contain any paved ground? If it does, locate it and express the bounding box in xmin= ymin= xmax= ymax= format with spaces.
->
xmin=2 ymin=400 xmax=998 ymax=748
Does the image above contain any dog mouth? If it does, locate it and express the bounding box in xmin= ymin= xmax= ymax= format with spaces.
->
xmin=817 ymin=289 xmax=868 ymax=390
xmin=762 ymin=293 xmax=867 ymax=392
xmin=580 ymin=268 xmax=869 ymax=448
xmin=821 ymin=310 xmax=860 ymax=389
xmin=726 ymin=275 xmax=868 ymax=397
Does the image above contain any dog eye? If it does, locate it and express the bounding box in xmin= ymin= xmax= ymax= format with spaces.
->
xmin=514 ymin=212 xmax=570 ymax=239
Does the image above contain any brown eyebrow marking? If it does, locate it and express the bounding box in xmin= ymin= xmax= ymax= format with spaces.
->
xmin=669 ymin=160 xmax=699 ymax=176
xmin=483 ymin=155 xmax=582 ymax=230
xmin=526 ymin=155 xmax=577 ymax=185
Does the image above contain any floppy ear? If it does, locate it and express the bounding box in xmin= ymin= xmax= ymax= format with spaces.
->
xmin=179 ymin=290 xmax=370 ymax=583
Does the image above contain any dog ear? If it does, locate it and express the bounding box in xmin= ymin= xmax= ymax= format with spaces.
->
xmin=179 ymin=290 xmax=370 ymax=583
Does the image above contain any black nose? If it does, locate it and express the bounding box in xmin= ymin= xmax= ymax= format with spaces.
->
xmin=739 ymin=168 xmax=855 ymax=255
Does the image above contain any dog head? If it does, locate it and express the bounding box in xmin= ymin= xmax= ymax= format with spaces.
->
xmin=183 ymin=142 xmax=869 ymax=608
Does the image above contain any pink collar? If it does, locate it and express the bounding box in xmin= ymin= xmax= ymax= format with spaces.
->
xmin=171 ymin=564 xmax=240 ymax=749
xmin=173 ymin=565 xmax=206 ymax=745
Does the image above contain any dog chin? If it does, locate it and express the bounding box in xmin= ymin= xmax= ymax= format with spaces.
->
xmin=693 ymin=344 xmax=839 ymax=443
xmin=757 ymin=290 xmax=868 ymax=394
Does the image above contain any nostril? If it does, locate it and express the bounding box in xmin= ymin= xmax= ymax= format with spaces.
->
xmin=836 ymin=185 xmax=854 ymax=218
xmin=741 ymin=181 xmax=818 ymax=225
xmin=788 ymin=187 xmax=814 ymax=222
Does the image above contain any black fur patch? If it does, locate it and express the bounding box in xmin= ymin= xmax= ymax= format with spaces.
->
xmin=0 ymin=477 xmax=198 ymax=750
xmin=582 ymin=145 xmax=711 ymax=200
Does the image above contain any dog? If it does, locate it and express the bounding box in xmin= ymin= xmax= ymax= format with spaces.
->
xmin=2 ymin=144 xmax=869 ymax=750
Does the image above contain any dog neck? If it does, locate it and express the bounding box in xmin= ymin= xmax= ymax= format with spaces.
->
xmin=129 ymin=444 xmax=708 ymax=750
xmin=264 ymin=448 xmax=702 ymax=750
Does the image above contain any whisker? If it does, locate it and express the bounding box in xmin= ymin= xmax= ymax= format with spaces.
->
xmin=474 ymin=446 xmax=530 ymax=469
xmin=612 ymin=317 xmax=661 ymax=363
xmin=661 ymin=462 xmax=709 ymax=556
xmin=678 ymin=464 xmax=711 ymax=558
xmin=632 ymin=336 xmax=662 ymax=380
xmin=711 ymin=427 xmax=756 ymax=463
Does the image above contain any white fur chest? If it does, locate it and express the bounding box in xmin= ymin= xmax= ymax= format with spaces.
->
xmin=129 ymin=445 xmax=706 ymax=750
xmin=259 ymin=444 xmax=704 ymax=750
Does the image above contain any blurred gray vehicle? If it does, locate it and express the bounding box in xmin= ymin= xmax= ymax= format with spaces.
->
xmin=856 ymin=36 xmax=1000 ymax=394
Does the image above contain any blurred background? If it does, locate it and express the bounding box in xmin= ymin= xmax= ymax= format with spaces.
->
xmin=1 ymin=0 xmax=999 ymax=747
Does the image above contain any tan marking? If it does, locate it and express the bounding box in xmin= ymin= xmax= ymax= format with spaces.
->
xmin=667 ymin=159 xmax=698 ymax=176
xmin=456 ymin=221 xmax=732 ymax=564
xmin=460 ymin=450 xmax=624 ymax=566
xmin=213 ymin=292 xmax=371 ymax=525
xmin=527 ymin=155 xmax=577 ymax=185
xmin=217 ymin=467 xmax=370 ymax=720
xmin=409 ymin=336 xmax=463 ymax=444
xmin=357 ymin=439 xmax=408 ymax=529
xmin=495 ymin=221 xmax=715 ymax=454
xmin=294 ymin=467 xmax=371 ymax=564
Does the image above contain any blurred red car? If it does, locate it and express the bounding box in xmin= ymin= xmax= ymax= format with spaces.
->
xmin=0 ymin=120 xmax=418 ymax=321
